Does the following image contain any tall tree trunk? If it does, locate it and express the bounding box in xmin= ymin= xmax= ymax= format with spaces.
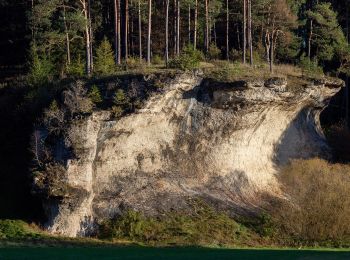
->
xmin=248 ymin=0 xmax=253 ymax=66
xmin=124 ymin=0 xmax=129 ymax=61
xmin=243 ymin=0 xmax=247 ymax=64
xmin=269 ymin=21 xmax=275 ymax=74
xmin=63 ymin=5 xmax=71 ymax=66
xmin=346 ymin=0 xmax=349 ymax=128
xmin=194 ymin=0 xmax=197 ymax=49
xmin=114 ymin=0 xmax=121 ymax=64
xmin=308 ymin=19 xmax=313 ymax=57
xmin=226 ymin=0 xmax=229 ymax=60
xmin=188 ymin=4 xmax=191 ymax=44
xmin=269 ymin=34 xmax=274 ymax=73
xmin=209 ymin=16 xmax=212 ymax=46
xmin=31 ymin=0 xmax=34 ymax=38
xmin=131 ymin=16 xmax=134 ymax=56
xmin=265 ymin=31 xmax=270 ymax=64
xmin=88 ymin=0 xmax=93 ymax=72
xmin=147 ymin=0 xmax=152 ymax=65
xmin=138 ymin=0 xmax=142 ymax=61
xmin=88 ymin=0 xmax=94 ymax=72
xmin=82 ymin=0 xmax=91 ymax=75
xmin=236 ymin=23 xmax=241 ymax=50
xmin=177 ymin=0 xmax=180 ymax=55
xmin=307 ymin=0 xmax=314 ymax=58
xmin=205 ymin=0 xmax=209 ymax=52
xmin=165 ymin=0 xmax=170 ymax=66
xmin=173 ymin=0 xmax=177 ymax=56
xmin=213 ymin=22 xmax=217 ymax=45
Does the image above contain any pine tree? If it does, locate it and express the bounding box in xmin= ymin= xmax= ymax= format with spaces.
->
xmin=306 ymin=3 xmax=347 ymax=63
xmin=95 ymin=37 xmax=116 ymax=75
xmin=147 ymin=0 xmax=152 ymax=65
xmin=88 ymin=85 xmax=103 ymax=104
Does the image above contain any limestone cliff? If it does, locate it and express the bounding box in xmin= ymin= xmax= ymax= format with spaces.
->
xmin=32 ymin=72 xmax=344 ymax=237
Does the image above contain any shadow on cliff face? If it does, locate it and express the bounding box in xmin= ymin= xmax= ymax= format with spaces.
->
xmin=321 ymin=88 xmax=350 ymax=163
xmin=0 ymin=74 xmax=167 ymax=221
xmin=0 ymin=86 xmax=45 ymax=221
xmin=274 ymin=107 xmax=331 ymax=170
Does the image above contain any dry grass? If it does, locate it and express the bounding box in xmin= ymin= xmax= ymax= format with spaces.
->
xmin=273 ymin=159 xmax=350 ymax=245
xmin=201 ymin=61 xmax=317 ymax=90
xmin=273 ymin=64 xmax=303 ymax=78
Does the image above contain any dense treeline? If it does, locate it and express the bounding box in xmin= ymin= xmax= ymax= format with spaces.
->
xmin=23 ymin=0 xmax=349 ymax=77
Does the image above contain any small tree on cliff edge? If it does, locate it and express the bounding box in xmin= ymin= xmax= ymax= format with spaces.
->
xmin=95 ymin=37 xmax=116 ymax=76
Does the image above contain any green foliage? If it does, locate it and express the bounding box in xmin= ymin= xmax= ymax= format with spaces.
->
xmin=49 ymin=100 xmax=59 ymax=112
xmin=99 ymin=202 xmax=250 ymax=246
xmin=306 ymin=3 xmax=348 ymax=63
xmin=169 ymin=45 xmax=204 ymax=70
xmin=112 ymin=105 xmax=124 ymax=118
xmin=204 ymin=61 xmax=244 ymax=82
xmin=208 ymin=44 xmax=221 ymax=60
xmin=229 ymin=49 xmax=242 ymax=62
xmin=255 ymin=213 xmax=276 ymax=237
xmin=67 ymin=55 xmax=85 ymax=77
xmin=0 ymin=220 xmax=40 ymax=240
xmin=276 ymin=34 xmax=302 ymax=64
xmin=299 ymin=55 xmax=323 ymax=77
xmin=88 ymin=85 xmax=103 ymax=104
xmin=124 ymin=56 xmax=146 ymax=70
xmin=28 ymin=44 xmax=54 ymax=86
xmin=95 ymin=37 xmax=116 ymax=76
xmin=152 ymin=55 xmax=164 ymax=65
xmin=111 ymin=88 xmax=129 ymax=117
xmin=247 ymin=50 xmax=264 ymax=65
xmin=114 ymin=89 xmax=128 ymax=106
xmin=337 ymin=46 xmax=350 ymax=76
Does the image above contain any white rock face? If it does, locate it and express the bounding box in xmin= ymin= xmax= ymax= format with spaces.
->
xmin=38 ymin=73 xmax=343 ymax=237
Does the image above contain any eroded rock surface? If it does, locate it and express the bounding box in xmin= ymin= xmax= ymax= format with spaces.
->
xmin=33 ymin=72 xmax=344 ymax=237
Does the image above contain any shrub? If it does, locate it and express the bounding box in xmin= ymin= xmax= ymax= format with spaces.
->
xmin=112 ymin=89 xmax=129 ymax=117
xmin=299 ymin=55 xmax=323 ymax=78
xmin=0 ymin=220 xmax=39 ymax=240
xmin=114 ymin=89 xmax=129 ymax=106
xmin=125 ymin=56 xmax=146 ymax=70
xmin=169 ymin=45 xmax=204 ymax=70
xmin=273 ymin=159 xmax=350 ymax=246
xmin=205 ymin=61 xmax=243 ymax=82
xmin=246 ymin=50 xmax=264 ymax=65
xmin=99 ymin=202 xmax=250 ymax=246
xmin=95 ymin=37 xmax=116 ymax=76
xmin=88 ymin=85 xmax=103 ymax=104
xmin=28 ymin=44 xmax=54 ymax=86
xmin=229 ymin=49 xmax=242 ymax=62
xmin=67 ymin=55 xmax=85 ymax=77
xmin=112 ymin=105 xmax=124 ymax=118
xmin=208 ymin=43 xmax=221 ymax=60
xmin=43 ymin=100 xmax=65 ymax=134
xmin=152 ymin=55 xmax=164 ymax=65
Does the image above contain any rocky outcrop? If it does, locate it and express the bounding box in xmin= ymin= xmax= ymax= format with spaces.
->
xmin=33 ymin=72 xmax=344 ymax=237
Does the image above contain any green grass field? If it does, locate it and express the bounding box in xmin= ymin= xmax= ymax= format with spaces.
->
xmin=1 ymin=247 xmax=350 ymax=260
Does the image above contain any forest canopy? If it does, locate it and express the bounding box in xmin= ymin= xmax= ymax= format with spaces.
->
xmin=0 ymin=0 xmax=349 ymax=80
